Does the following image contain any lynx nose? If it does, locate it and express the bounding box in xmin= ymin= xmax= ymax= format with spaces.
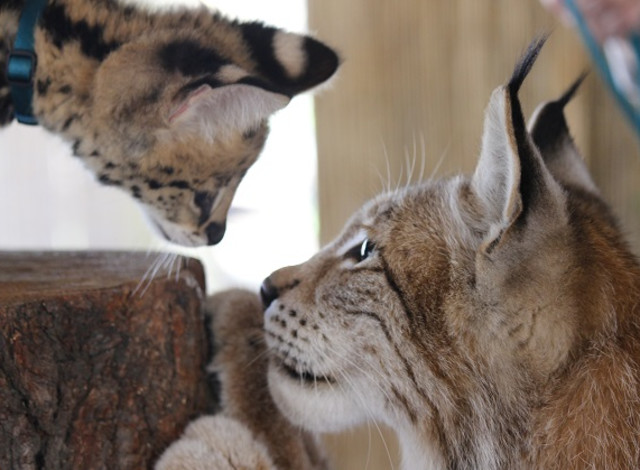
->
xmin=260 ymin=277 xmax=280 ymax=309
xmin=205 ymin=221 xmax=226 ymax=245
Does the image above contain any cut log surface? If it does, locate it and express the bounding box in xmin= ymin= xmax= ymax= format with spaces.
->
xmin=0 ymin=251 xmax=213 ymax=470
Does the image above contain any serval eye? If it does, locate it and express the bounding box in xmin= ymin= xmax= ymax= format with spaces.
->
xmin=359 ymin=238 xmax=376 ymax=261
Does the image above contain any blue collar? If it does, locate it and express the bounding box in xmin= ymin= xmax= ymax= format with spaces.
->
xmin=6 ymin=0 xmax=48 ymax=125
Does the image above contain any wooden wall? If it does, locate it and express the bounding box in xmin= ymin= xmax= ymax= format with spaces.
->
xmin=310 ymin=0 xmax=640 ymax=246
xmin=308 ymin=0 xmax=640 ymax=468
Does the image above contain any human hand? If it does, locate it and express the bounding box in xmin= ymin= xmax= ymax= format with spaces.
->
xmin=540 ymin=0 xmax=640 ymax=42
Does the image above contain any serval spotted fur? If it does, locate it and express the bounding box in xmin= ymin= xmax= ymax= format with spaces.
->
xmin=0 ymin=0 xmax=338 ymax=246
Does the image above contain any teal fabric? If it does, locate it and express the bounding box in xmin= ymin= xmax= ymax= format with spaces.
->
xmin=7 ymin=0 xmax=48 ymax=125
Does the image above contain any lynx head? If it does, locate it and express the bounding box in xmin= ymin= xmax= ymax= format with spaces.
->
xmin=260 ymin=38 xmax=631 ymax=468
xmin=0 ymin=4 xmax=339 ymax=246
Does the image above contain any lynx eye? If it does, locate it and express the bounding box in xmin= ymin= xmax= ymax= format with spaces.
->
xmin=359 ymin=238 xmax=376 ymax=261
xmin=344 ymin=237 xmax=377 ymax=263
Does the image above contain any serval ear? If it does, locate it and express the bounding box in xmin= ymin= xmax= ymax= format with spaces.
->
xmin=165 ymin=25 xmax=340 ymax=140
xmin=93 ymin=27 xmax=339 ymax=144
xmin=237 ymin=23 xmax=340 ymax=96
xmin=471 ymin=37 xmax=567 ymax=254
xmin=528 ymin=73 xmax=598 ymax=194
xmin=167 ymin=70 xmax=291 ymax=141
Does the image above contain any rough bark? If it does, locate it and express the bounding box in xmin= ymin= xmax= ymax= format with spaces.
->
xmin=0 ymin=251 xmax=213 ymax=470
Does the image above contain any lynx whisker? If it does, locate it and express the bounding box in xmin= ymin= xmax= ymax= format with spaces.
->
xmin=243 ymin=338 xmax=275 ymax=371
xmin=364 ymin=418 xmax=374 ymax=470
xmin=406 ymin=132 xmax=422 ymax=188
xmin=324 ymin=331 xmax=398 ymax=405
xmin=427 ymin=141 xmax=450 ymax=182
xmin=307 ymin=337 xmax=396 ymax=464
xmin=394 ymin=163 xmax=405 ymax=196
xmin=335 ymin=371 xmax=393 ymax=470
xmin=303 ymin=344 xmax=378 ymax=468
xmin=377 ymin=137 xmax=393 ymax=195
xmin=317 ymin=344 xmax=397 ymax=470
xmin=417 ymin=131 xmax=427 ymax=183
xmin=403 ymin=149 xmax=412 ymax=190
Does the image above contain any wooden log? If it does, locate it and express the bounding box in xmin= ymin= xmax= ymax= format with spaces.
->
xmin=0 ymin=251 xmax=213 ymax=470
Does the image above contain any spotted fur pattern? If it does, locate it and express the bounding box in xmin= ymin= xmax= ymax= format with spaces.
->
xmin=0 ymin=0 xmax=339 ymax=246
xmin=161 ymin=38 xmax=640 ymax=469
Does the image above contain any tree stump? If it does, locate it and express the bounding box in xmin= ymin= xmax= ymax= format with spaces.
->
xmin=0 ymin=251 xmax=213 ymax=470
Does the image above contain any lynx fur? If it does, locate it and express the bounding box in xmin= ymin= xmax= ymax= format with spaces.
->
xmin=158 ymin=38 xmax=640 ymax=469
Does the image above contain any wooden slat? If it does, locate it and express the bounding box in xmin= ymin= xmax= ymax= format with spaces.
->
xmin=0 ymin=251 xmax=205 ymax=302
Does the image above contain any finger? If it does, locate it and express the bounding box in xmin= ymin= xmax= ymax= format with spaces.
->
xmin=540 ymin=0 xmax=576 ymax=25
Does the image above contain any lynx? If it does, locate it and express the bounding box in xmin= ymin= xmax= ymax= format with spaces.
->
xmin=0 ymin=0 xmax=338 ymax=246
xmin=157 ymin=38 xmax=640 ymax=469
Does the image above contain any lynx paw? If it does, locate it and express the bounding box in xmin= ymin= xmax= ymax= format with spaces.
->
xmin=157 ymin=289 xmax=328 ymax=470
xmin=205 ymin=289 xmax=330 ymax=470
xmin=155 ymin=415 xmax=276 ymax=470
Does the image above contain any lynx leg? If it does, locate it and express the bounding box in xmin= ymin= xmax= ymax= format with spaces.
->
xmin=155 ymin=415 xmax=276 ymax=470
xmin=206 ymin=289 xmax=329 ymax=470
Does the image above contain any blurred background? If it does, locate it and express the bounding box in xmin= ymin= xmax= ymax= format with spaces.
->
xmin=2 ymin=0 xmax=640 ymax=468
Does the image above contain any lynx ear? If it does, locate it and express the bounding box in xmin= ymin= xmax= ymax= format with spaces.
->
xmin=472 ymin=37 xmax=566 ymax=253
xmin=528 ymin=73 xmax=598 ymax=193
xmin=168 ymin=70 xmax=291 ymax=139
xmin=472 ymin=85 xmax=523 ymax=228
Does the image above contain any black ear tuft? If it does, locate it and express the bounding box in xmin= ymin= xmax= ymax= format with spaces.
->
xmin=505 ymin=34 xmax=567 ymax=225
xmin=530 ymin=71 xmax=588 ymax=153
xmin=557 ymin=70 xmax=588 ymax=108
xmin=505 ymin=35 xmax=552 ymax=173
xmin=508 ymin=35 xmax=549 ymax=96
xmin=528 ymin=71 xmax=597 ymax=193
